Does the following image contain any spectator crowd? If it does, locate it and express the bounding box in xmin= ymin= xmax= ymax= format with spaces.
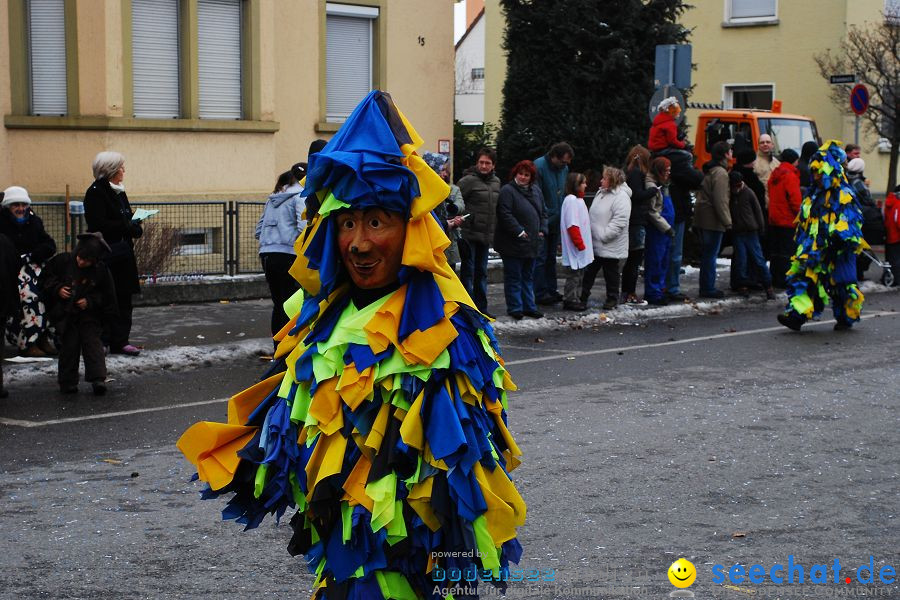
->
xmin=2 ymin=98 xmax=897 ymax=398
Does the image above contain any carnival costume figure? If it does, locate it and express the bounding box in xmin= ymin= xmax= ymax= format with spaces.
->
xmin=777 ymin=140 xmax=866 ymax=332
xmin=178 ymin=91 xmax=526 ymax=600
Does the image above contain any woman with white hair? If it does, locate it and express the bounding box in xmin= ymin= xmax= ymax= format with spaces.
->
xmin=83 ymin=151 xmax=142 ymax=356
xmin=0 ymin=185 xmax=58 ymax=357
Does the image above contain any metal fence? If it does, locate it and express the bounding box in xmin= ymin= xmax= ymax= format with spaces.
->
xmin=30 ymin=200 xmax=267 ymax=278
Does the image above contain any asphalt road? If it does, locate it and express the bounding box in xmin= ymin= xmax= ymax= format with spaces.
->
xmin=1 ymin=291 xmax=898 ymax=599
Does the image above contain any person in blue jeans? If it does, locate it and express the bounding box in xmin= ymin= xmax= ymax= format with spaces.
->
xmin=494 ymin=160 xmax=546 ymax=319
xmin=644 ymin=157 xmax=676 ymax=305
xmin=693 ymin=141 xmax=733 ymax=298
xmin=533 ymin=142 xmax=574 ymax=305
xmin=729 ymin=171 xmax=775 ymax=299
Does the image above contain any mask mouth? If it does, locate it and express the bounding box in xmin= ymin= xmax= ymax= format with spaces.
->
xmin=351 ymin=259 xmax=380 ymax=274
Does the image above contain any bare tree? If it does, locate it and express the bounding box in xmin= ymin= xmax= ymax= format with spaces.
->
xmin=815 ymin=8 xmax=900 ymax=194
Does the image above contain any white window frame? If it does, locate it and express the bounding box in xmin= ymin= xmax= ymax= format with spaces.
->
xmin=723 ymin=83 xmax=775 ymax=110
xmin=725 ymin=0 xmax=778 ymax=24
xmin=177 ymin=228 xmax=215 ymax=255
xmin=325 ymin=2 xmax=378 ymax=123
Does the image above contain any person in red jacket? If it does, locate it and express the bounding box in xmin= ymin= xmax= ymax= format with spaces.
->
xmin=885 ymin=186 xmax=900 ymax=286
xmin=766 ymin=149 xmax=802 ymax=288
xmin=648 ymin=97 xmax=687 ymax=152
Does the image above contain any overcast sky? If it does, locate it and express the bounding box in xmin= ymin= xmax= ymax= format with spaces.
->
xmin=454 ymin=0 xmax=466 ymax=44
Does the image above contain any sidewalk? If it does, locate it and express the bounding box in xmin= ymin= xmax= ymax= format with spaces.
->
xmin=3 ymin=261 xmax=895 ymax=385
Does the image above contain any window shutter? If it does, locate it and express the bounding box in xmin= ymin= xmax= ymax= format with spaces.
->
xmin=326 ymin=6 xmax=377 ymax=122
xmin=730 ymin=0 xmax=776 ymax=19
xmin=198 ymin=0 xmax=243 ymax=119
xmin=132 ymin=0 xmax=180 ymax=119
xmin=27 ymin=0 xmax=67 ymax=116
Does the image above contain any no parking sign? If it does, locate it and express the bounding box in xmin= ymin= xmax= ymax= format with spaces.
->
xmin=850 ymin=84 xmax=870 ymax=116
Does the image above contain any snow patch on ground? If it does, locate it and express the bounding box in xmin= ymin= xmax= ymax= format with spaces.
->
xmin=4 ymin=338 xmax=271 ymax=385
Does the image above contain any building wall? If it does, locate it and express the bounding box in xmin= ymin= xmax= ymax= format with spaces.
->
xmin=479 ymin=1 xmax=895 ymax=193
xmin=455 ymin=13 xmax=485 ymax=124
xmin=681 ymin=0 xmax=892 ymax=193
xmin=483 ymin=0 xmax=504 ymax=129
xmin=1 ymin=0 xmax=453 ymax=201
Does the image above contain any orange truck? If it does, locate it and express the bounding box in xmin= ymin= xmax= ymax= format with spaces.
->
xmin=692 ymin=103 xmax=820 ymax=169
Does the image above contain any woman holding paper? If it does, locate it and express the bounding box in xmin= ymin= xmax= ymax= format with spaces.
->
xmin=83 ymin=151 xmax=142 ymax=356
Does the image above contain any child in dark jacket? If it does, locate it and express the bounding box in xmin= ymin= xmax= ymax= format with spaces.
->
xmin=729 ymin=171 xmax=775 ymax=299
xmin=41 ymin=233 xmax=118 ymax=396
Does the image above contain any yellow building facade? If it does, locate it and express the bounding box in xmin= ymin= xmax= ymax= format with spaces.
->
xmin=682 ymin=0 xmax=893 ymax=194
xmin=2 ymin=0 xmax=454 ymax=202
xmin=481 ymin=1 xmax=894 ymax=193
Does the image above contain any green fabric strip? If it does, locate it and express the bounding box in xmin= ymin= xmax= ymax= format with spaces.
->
xmin=317 ymin=192 xmax=351 ymax=217
xmin=473 ymin=515 xmax=500 ymax=575
xmin=253 ymin=463 xmax=268 ymax=499
xmin=375 ymin=571 xmax=419 ymax=600
xmin=367 ymin=473 xmax=398 ymax=532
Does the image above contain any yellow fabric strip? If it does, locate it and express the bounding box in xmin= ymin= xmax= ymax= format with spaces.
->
xmin=472 ymin=462 xmax=527 ymax=544
xmin=227 ymin=371 xmax=284 ymax=425
xmin=341 ymin=453 xmax=374 ymax=511
xmin=176 ymin=422 xmax=257 ymax=490
xmin=304 ymin=432 xmax=348 ymax=498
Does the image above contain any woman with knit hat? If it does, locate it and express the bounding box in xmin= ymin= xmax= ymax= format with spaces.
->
xmin=178 ymin=91 xmax=526 ymax=599
xmin=0 ymin=185 xmax=58 ymax=357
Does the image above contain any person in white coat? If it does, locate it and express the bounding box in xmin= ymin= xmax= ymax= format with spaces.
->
xmin=559 ymin=172 xmax=593 ymax=311
xmin=581 ymin=167 xmax=632 ymax=310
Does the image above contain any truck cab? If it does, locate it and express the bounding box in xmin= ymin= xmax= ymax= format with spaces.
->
xmin=693 ymin=108 xmax=820 ymax=169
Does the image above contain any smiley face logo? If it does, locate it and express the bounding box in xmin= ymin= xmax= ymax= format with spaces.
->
xmin=668 ymin=558 xmax=696 ymax=588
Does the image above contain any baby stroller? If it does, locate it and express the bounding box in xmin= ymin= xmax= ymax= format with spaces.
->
xmin=860 ymin=246 xmax=894 ymax=287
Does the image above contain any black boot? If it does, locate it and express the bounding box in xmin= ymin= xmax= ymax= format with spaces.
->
xmin=777 ymin=311 xmax=805 ymax=331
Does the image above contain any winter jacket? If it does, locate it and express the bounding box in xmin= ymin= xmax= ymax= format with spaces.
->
xmin=625 ymin=167 xmax=656 ymax=226
xmin=753 ymin=153 xmax=780 ymax=201
xmin=668 ymin=151 xmax=704 ymax=223
xmin=493 ymin=182 xmax=546 ymax=259
xmin=694 ymin=161 xmax=732 ymax=231
xmin=767 ymin=162 xmax=802 ymax=228
xmin=256 ymin=183 xmax=306 ymax=255
xmin=0 ymin=208 xmax=56 ymax=264
xmin=589 ymin=184 xmax=632 ymax=259
xmin=730 ymin=186 xmax=765 ymax=233
xmin=849 ymin=173 xmax=885 ymax=244
xmin=433 ymin=184 xmax=465 ymax=265
xmin=41 ymin=251 xmax=118 ymax=332
xmin=0 ymin=234 xmax=19 ymax=319
xmin=732 ymin=163 xmax=767 ymax=214
xmin=534 ymin=154 xmax=568 ymax=228
xmin=84 ymin=178 xmax=143 ymax=295
xmin=645 ymin=175 xmax=673 ymax=234
xmin=885 ymin=192 xmax=900 ymax=245
xmin=560 ymin=194 xmax=593 ymax=269
xmin=648 ymin=111 xmax=685 ymax=152
xmin=458 ymin=171 xmax=501 ymax=246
